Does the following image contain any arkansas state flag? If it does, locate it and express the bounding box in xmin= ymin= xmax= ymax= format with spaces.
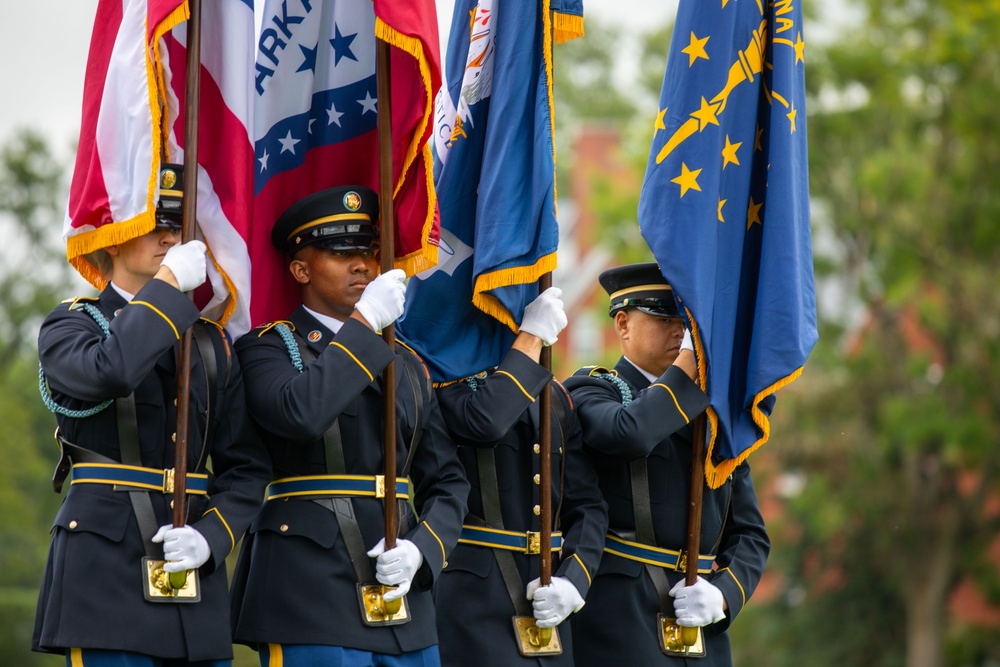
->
xmin=65 ymin=0 xmax=256 ymax=336
xmin=638 ymin=0 xmax=817 ymax=487
xmin=251 ymin=0 xmax=441 ymax=325
xmin=64 ymin=0 xmax=188 ymax=286
xmin=397 ymin=0 xmax=581 ymax=383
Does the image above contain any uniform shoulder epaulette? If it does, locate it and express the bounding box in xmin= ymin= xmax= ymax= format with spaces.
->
xmin=578 ymin=365 xmax=614 ymax=378
xmin=61 ymin=296 xmax=100 ymax=310
xmin=254 ymin=320 xmax=295 ymax=337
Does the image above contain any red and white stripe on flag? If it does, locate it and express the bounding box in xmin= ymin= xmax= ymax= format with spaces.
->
xmin=65 ymin=0 xmax=187 ymax=287
xmin=163 ymin=0 xmax=255 ymax=336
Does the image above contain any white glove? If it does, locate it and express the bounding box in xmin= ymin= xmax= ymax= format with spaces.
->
xmin=354 ymin=269 xmax=407 ymax=331
xmin=680 ymin=328 xmax=694 ymax=353
xmin=160 ymin=240 xmax=207 ymax=292
xmin=367 ymin=537 xmax=423 ymax=601
xmin=152 ymin=524 xmax=211 ymax=573
xmin=519 ymin=287 xmax=567 ymax=347
xmin=669 ymin=576 xmax=726 ymax=627
xmin=526 ymin=576 xmax=585 ymax=628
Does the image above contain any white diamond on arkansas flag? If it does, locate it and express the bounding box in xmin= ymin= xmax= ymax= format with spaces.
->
xmin=249 ymin=0 xmax=441 ymax=327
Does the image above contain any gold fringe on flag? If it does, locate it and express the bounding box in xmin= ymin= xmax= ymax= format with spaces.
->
xmin=374 ymin=17 xmax=440 ymax=278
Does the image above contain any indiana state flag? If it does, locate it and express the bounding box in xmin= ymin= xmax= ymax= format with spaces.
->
xmin=638 ymin=0 xmax=817 ymax=487
xmin=398 ymin=0 xmax=583 ymax=383
xmin=251 ymin=0 xmax=441 ymax=325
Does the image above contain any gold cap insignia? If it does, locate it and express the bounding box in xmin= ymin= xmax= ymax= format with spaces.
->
xmin=160 ymin=169 xmax=177 ymax=189
xmin=343 ymin=191 xmax=362 ymax=211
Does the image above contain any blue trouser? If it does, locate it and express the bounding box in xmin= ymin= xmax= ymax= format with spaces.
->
xmin=66 ymin=648 xmax=230 ymax=667
xmin=259 ymin=644 xmax=440 ymax=667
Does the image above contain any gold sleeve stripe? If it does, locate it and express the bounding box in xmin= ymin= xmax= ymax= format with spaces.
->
xmin=329 ymin=342 xmax=374 ymax=382
xmin=649 ymin=383 xmax=689 ymax=423
xmin=267 ymin=644 xmax=284 ymax=666
xmin=202 ymin=506 xmax=235 ymax=552
xmin=70 ymin=648 xmax=84 ymax=667
xmin=423 ymin=521 xmax=447 ymax=563
xmin=570 ymin=552 xmax=592 ymax=586
xmin=130 ymin=301 xmax=179 ymax=338
xmin=720 ymin=567 xmax=747 ymax=608
xmin=494 ymin=370 xmax=536 ymax=402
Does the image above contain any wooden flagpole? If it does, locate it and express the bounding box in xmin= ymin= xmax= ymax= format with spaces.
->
xmin=173 ymin=0 xmax=202 ymax=531
xmin=681 ymin=412 xmax=708 ymax=646
xmin=537 ymin=273 xmax=554 ymax=589
xmin=375 ymin=38 xmax=398 ymax=554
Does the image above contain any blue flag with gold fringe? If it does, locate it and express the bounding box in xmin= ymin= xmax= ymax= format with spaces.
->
xmin=397 ymin=0 xmax=582 ymax=382
xmin=639 ymin=0 xmax=817 ymax=487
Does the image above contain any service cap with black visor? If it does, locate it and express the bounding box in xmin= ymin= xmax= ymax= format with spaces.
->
xmin=599 ymin=262 xmax=681 ymax=319
xmin=271 ymin=185 xmax=380 ymax=256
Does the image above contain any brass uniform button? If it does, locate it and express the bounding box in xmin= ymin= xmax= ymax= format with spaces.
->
xmin=68 ymin=520 xmax=78 ymax=529
xmin=533 ymin=474 xmax=540 ymax=485
xmin=533 ymin=444 xmax=540 ymax=454
xmin=280 ymin=524 xmax=289 ymax=532
xmin=533 ymin=505 xmax=540 ymax=516
xmin=171 ymin=432 xmax=177 ymax=443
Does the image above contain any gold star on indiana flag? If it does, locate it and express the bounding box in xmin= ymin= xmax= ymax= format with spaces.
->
xmin=654 ymin=107 xmax=668 ymax=135
xmin=721 ymin=135 xmax=742 ymax=169
xmin=794 ymin=31 xmax=805 ymax=64
xmin=746 ymin=196 xmax=763 ymax=229
xmin=718 ymin=198 xmax=726 ymax=222
xmin=672 ymin=163 xmax=702 ymax=197
xmin=682 ymin=32 xmax=710 ymax=66
xmin=691 ymin=97 xmax=720 ymax=131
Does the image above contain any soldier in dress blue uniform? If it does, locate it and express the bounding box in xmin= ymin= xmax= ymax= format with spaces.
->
xmin=563 ymin=263 xmax=770 ymax=666
xmin=229 ymin=185 xmax=470 ymax=667
xmin=33 ymin=164 xmax=272 ymax=667
xmin=430 ymin=287 xmax=608 ymax=666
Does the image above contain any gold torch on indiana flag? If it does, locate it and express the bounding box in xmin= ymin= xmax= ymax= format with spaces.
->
xmin=638 ymin=0 xmax=817 ymax=488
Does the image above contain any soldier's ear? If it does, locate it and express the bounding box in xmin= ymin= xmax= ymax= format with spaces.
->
xmin=289 ymin=258 xmax=310 ymax=285
xmin=614 ymin=310 xmax=630 ymax=339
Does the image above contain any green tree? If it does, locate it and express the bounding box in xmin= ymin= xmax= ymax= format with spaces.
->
xmin=0 ymin=129 xmax=79 ymax=374
xmin=0 ymin=129 xmax=78 ymax=664
xmin=741 ymin=1 xmax=1000 ymax=666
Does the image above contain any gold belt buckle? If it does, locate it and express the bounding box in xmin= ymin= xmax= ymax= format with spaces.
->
xmin=162 ymin=468 xmax=175 ymax=494
xmin=374 ymin=475 xmax=386 ymax=499
xmin=525 ymin=531 xmax=541 ymax=555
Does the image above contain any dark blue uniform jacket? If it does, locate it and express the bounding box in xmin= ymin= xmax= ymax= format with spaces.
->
xmin=563 ymin=357 xmax=770 ymax=666
xmin=230 ymin=306 xmax=469 ymax=654
xmin=432 ymin=349 xmax=608 ymax=666
xmin=33 ymin=281 xmax=271 ymax=661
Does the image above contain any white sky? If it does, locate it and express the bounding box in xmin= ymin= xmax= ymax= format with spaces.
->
xmin=0 ymin=0 xmax=679 ymax=159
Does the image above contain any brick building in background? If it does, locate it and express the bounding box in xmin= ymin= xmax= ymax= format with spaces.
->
xmin=551 ymin=124 xmax=632 ymax=378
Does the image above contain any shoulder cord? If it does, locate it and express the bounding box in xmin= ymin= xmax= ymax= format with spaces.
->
xmin=274 ymin=323 xmax=304 ymax=372
xmin=598 ymin=372 xmax=633 ymax=407
xmin=38 ymin=303 xmax=113 ymax=418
